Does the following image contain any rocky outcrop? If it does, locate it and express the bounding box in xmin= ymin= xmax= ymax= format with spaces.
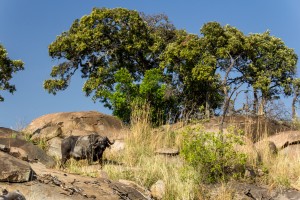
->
xmin=155 ymin=148 xmax=179 ymax=156
xmin=0 ymin=151 xmax=33 ymax=183
xmin=24 ymin=111 xmax=125 ymax=140
xmin=0 ymin=162 xmax=151 ymax=200
xmin=0 ymin=138 xmax=55 ymax=167
xmin=254 ymin=131 xmax=300 ymax=159
xmin=0 ymin=127 xmax=24 ymax=140
xmin=266 ymin=131 xmax=300 ymax=149
xmin=0 ymin=189 xmax=26 ymax=200
xmin=23 ymin=111 xmax=126 ymax=158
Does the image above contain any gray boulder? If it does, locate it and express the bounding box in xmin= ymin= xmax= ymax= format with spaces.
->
xmin=0 ymin=138 xmax=55 ymax=167
xmin=0 ymin=151 xmax=33 ymax=182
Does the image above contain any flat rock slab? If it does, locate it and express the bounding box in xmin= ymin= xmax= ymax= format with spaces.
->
xmin=0 ymin=138 xmax=55 ymax=167
xmin=0 ymin=162 xmax=149 ymax=200
xmin=0 ymin=127 xmax=25 ymax=139
xmin=0 ymin=151 xmax=33 ymax=182
xmin=155 ymin=148 xmax=179 ymax=156
xmin=261 ymin=131 xmax=300 ymax=149
xmin=215 ymin=181 xmax=300 ymax=200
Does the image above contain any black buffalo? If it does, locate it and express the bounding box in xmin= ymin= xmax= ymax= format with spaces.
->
xmin=60 ymin=133 xmax=114 ymax=167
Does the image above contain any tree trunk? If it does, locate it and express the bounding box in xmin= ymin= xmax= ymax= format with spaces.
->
xmin=292 ymin=92 xmax=297 ymax=119
xmin=205 ymin=92 xmax=210 ymax=119
xmin=258 ymin=96 xmax=265 ymax=116
xmin=253 ymin=89 xmax=258 ymax=115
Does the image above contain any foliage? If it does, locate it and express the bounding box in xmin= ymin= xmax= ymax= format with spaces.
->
xmin=181 ymin=127 xmax=247 ymax=183
xmin=44 ymin=8 xmax=298 ymax=124
xmin=0 ymin=44 xmax=24 ymax=101
xmin=44 ymin=8 xmax=177 ymax=124
xmin=244 ymin=32 xmax=297 ymax=114
xmin=160 ymin=30 xmax=223 ymax=119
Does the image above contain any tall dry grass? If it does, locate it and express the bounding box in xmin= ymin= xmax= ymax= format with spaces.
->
xmin=103 ymin=103 xmax=199 ymax=200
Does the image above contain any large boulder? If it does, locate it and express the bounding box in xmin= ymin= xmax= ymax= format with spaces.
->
xmin=255 ymin=131 xmax=300 ymax=159
xmin=0 ymin=162 xmax=150 ymax=200
xmin=0 ymin=151 xmax=33 ymax=182
xmin=0 ymin=137 xmax=55 ymax=167
xmin=23 ymin=111 xmax=126 ymax=158
xmin=24 ymin=111 xmax=125 ymax=140
xmin=265 ymin=131 xmax=300 ymax=149
xmin=0 ymin=127 xmax=24 ymax=140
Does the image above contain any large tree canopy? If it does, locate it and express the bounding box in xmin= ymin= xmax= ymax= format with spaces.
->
xmin=44 ymin=7 xmax=177 ymax=123
xmin=44 ymin=7 xmax=298 ymax=124
xmin=0 ymin=44 xmax=24 ymax=101
xmin=244 ymin=32 xmax=297 ymax=115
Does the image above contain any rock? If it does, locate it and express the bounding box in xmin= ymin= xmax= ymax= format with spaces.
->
xmin=279 ymin=145 xmax=300 ymax=159
xmin=30 ymin=125 xmax=62 ymax=142
xmin=0 ymin=189 xmax=26 ymax=200
xmin=9 ymin=147 xmax=28 ymax=161
xmin=47 ymin=137 xmax=62 ymax=159
xmin=0 ymin=151 xmax=33 ymax=182
xmin=155 ymin=148 xmax=179 ymax=156
xmin=118 ymin=179 xmax=151 ymax=198
xmin=150 ymin=180 xmax=165 ymax=200
xmin=110 ymin=140 xmax=125 ymax=153
xmin=0 ymin=144 xmax=9 ymax=153
xmin=262 ymin=131 xmax=300 ymax=149
xmin=0 ymin=138 xmax=55 ymax=167
xmin=24 ymin=111 xmax=125 ymax=141
xmin=244 ymin=168 xmax=256 ymax=179
xmin=0 ymin=127 xmax=24 ymax=140
xmin=110 ymin=181 xmax=150 ymax=200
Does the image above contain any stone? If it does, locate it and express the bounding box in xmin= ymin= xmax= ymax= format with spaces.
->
xmin=150 ymin=180 xmax=165 ymax=200
xmin=244 ymin=168 xmax=256 ymax=179
xmin=0 ymin=127 xmax=24 ymax=140
xmin=30 ymin=125 xmax=62 ymax=142
xmin=0 ymin=151 xmax=33 ymax=182
xmin=0 ymin=189 xmax=26 ymax=200
xmin=258 ymin=131 xmax=300 ymax=149
xmin=118 ymin=179 xmax=151 ymax=198
xmin=155 ymin=148 xmax=179 ymax=156
xmin=0 ymin=138 xmax=55 ymax=168
xmin=0 ymin=144 xmax=9 ymax=152
xmin=110 ymin=181 xmax=150 ymax=200
xmin=9 ymin=147 xmax=28 ymax=161
xmin=47 ymin=137 xmax=62 ymax=159
xmin=24 ymin=111 xmax=125 ymax=140
xmin=279 ymin=145 xmax=300 ymax=159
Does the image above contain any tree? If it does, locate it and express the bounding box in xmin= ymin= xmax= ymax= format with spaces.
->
xmin=244 ymin=32 xmax=297 ymax=115
xmin=161 ymin=29 xmax=223 ymax=120
xmin=199 ymin=22 xmax=248 ymax=132
xmin=292 ymin=78 xmax=300 ymax=119
xmin=44 ymin=8 xmax=177 ymax=124
xmin=0 ymin=44 xmax=24 ymax=101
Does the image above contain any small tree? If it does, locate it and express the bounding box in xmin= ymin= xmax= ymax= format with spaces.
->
xmin=0 ymin=44 xmax=24 ymax=101
xmin=244 ymin=32 xmax=297 ymax=115
xmin=292 ymin=78 xmax=300 ymax=119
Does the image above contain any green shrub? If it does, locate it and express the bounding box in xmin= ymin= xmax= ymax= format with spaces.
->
xmin=180 ymin=127 xmax=247 ymax=183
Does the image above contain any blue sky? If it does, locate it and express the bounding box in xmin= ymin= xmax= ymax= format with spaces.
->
xmin=0 ymin=0 xmax=299 ymax=129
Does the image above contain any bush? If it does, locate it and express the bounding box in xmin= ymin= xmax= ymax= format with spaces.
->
xmin=180 ymin=127 xmax=247 ymax=183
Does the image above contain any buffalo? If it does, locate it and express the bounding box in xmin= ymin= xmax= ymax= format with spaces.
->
xmin=60 ymin=133 xmax=114 ymax=167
